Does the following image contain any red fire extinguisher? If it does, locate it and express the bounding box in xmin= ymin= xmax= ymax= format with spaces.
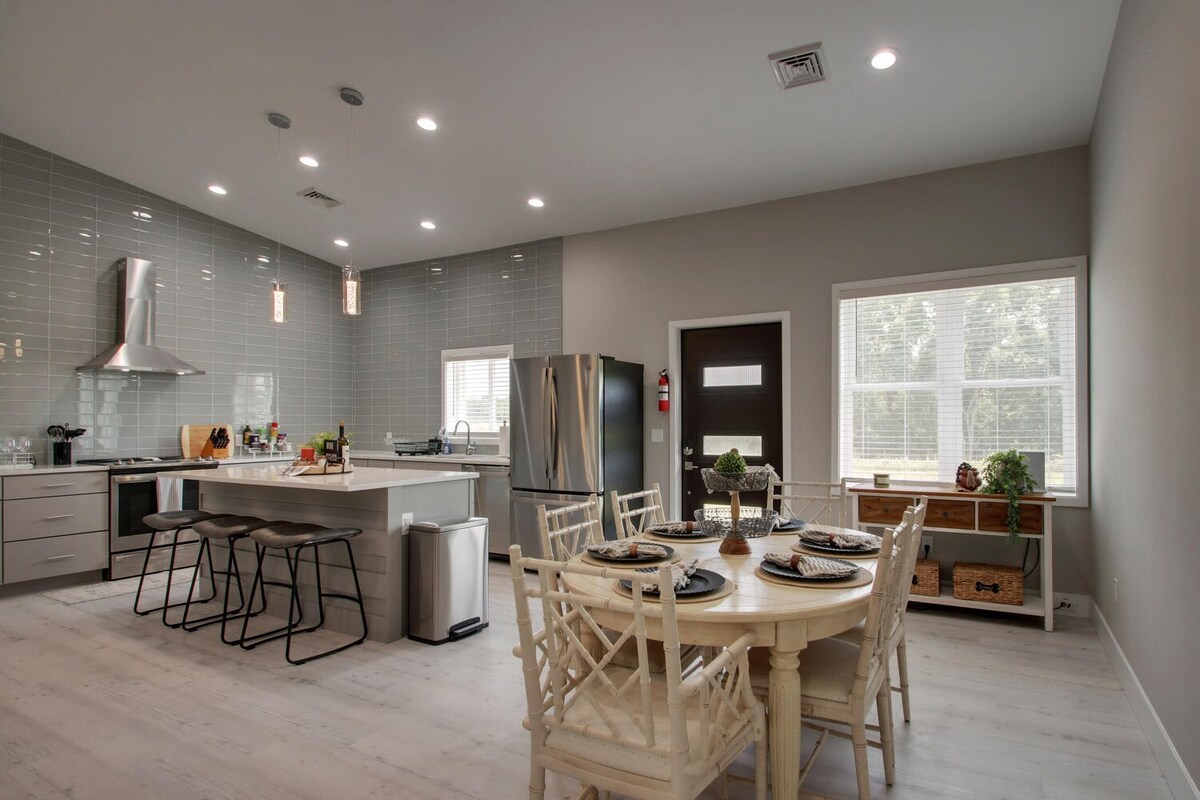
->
xmin=658 ymin=369 xmax=670 ymax=412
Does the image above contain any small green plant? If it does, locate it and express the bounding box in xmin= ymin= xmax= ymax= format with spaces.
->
xmin=306 ymin=430 xmax=352 ymax=454
xmin=713 ymin=448 xmax=747 ymax=475
xmin=979 ymin=449 xmax=1038 ymax=543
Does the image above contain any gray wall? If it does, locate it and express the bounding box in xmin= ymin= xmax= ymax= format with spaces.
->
xmin=352 ymin=239 xmax=562 ymax=449
xmin=1090 ymin=0 xmax=1200 ymax=783
xmin=563 ymin=147 xmax=1093 ymax=593
xmin=0 ymin=133 xmax=354 ymax=459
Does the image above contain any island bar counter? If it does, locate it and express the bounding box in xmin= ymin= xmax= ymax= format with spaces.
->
xmin=171 ymin=465 xmax=477 ymax=643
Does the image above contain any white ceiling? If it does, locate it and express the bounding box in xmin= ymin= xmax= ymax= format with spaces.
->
xmin=0 ymin=0 xmax=1120 ymax=268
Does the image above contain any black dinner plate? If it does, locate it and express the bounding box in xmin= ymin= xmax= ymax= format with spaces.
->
xmin=619 ymin=567 xmax=726 ymax=597
xmin=760 ymin=558 xmax=861 ymax=583
xmin=587 ymin=544 xmax=675 ymax=563
xmin=773 ymin=518 xmax=806 ymax=532
xmin=798 ymin=539 xmax=880 ymax=556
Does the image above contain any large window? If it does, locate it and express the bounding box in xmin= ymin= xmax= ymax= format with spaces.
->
xmin=442 ymin=346 xmax=512 ymax=439
xmin=835 ymin=258 xmax=1087 ymax=501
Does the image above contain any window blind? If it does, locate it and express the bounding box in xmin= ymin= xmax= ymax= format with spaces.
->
xmin=442 ymin=350 xmax=511 ymax=435
xmin=837 ymin=274 xmax=1079 ymax=494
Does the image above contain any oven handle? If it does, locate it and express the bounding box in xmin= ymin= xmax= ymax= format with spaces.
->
xmin=112 ymin=474 xmax=160 ymax=484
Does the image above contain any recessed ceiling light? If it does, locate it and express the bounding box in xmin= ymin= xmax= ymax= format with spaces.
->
xmin=416 ymin=117 xmax=438 ymax=131
xmin=334 ymin=238 xmax=349 ymax=247
xmin=257 ymin=256 xmax=271 ymax=263
xmin=208 ymin=184 xmax=227 ymax=195
xmin=527 ymin=197 xmax=545 ymax=208
xmin=298 ymin=155 xmax=319 ymax=168
xmin=870 ymin=48 xmax=898 ymax=70
xmin=420 ymin=220 xmax=436 ymax=230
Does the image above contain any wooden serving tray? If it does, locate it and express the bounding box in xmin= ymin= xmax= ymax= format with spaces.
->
xmin=285 ymin=461 xmax=354 ymax=476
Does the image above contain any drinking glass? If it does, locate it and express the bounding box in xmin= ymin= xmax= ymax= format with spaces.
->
xmin=0 ymin=437 xmax=14 ymax=455
xmin=17 ymin=437 xmax=31 ymax=453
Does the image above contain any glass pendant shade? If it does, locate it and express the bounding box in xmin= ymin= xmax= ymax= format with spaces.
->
xmin=342 ymin=266 xmax=362 ymax=316
xmin=270 ymin=279 xmax=287 ymax=323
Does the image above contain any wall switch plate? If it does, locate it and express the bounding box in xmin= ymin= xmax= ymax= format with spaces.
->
xmin=650 ymin=428 xmax=664 ymax=443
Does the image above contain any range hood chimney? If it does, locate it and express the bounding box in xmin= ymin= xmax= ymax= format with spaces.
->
xmin=78 ymin=258 xmax=206 ymax=375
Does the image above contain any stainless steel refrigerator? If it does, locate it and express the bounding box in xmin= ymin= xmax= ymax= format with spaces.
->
xmin=509 ymin=354 xmax=643 ymax=557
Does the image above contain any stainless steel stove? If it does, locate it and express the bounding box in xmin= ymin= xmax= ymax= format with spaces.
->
xmin=84 ymin=456 xmax=221 ymax=579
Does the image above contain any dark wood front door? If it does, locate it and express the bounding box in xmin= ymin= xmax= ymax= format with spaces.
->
xmin=680 ymin=322 xmax=783 ymax=517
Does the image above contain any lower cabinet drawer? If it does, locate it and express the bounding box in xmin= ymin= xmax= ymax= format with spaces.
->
xmin=3 ymin=493 xmax=109 ymax=541
xmin=4 ymin=530 xmax=108 ymax=583
xmin=857 ymin=496 xmax=912 ymax=525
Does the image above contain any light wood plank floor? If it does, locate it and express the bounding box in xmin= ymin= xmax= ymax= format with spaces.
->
xmin=0 ymin=564 xmax=1174 ymax=800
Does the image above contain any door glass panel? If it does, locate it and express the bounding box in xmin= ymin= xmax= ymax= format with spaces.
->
xmin=702 ymin=435 xmax=763 ymax=457
xmin=703 ymin=364 xmax=762 ymax=387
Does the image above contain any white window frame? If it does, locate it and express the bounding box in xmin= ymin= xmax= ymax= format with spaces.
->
xmin=831 ymin=256 xmax=1089 ymax=507
xmin=441 ymin=344 xmax=514 ymax=444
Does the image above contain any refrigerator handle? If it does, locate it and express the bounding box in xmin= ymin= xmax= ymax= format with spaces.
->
xmin=548 ymin=366 xmax=559 ymax=482
xmin=542 ymin=366 xmax=552 ymax=483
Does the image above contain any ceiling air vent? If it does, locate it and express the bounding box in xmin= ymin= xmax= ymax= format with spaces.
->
xmin=768 ymin=43 xmax=828 ymax=89
xmin=297 ymin=187 xmax=342 ymax=209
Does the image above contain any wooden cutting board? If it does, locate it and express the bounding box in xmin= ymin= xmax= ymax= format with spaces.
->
xmin=181 ymin=424 xmax=233 ymax=459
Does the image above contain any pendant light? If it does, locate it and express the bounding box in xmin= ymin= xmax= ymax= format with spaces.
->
xmin=267 ymin=111 xmax=292 ymax=324
xmin=340 ymin=87 xmax=364 ymax=317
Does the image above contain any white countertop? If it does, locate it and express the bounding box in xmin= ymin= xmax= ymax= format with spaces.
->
xmin=353 ymin=450 xmax=509 ymax=467
xmin=171 ymin=464 xmax=477 ymax=492
xmin=0 ymin=464 xmax=110 ymax=476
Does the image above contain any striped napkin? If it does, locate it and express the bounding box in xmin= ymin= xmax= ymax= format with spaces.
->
xmin=633 ymin=559 xmax=699 ymax=592
xmin=763 ymin=552 xmax=857 ymax=578
xmin=586 ymin=540 xmax=669 ymax=559
xmin=798 ymin=528 xmax=881 ymax=551
xmin=646 ymin=521 xmax=699 ymax=535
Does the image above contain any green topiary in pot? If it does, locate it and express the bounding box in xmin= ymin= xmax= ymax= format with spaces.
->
xmin=979 ymin=449 xmax=1038 ymax=543
xmin=713 ymin=448 xmax=747 ymax=475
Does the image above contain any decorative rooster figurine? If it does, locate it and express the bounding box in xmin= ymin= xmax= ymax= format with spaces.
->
xmin=955 ymin=461 xmax=981 ymax=492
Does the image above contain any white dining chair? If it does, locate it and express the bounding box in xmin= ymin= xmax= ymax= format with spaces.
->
xmin=539 ymin=496 xmax=605 ymax=561
xmin=611 ymin=483 xmax=667 ymax=539
xmin=766 ymin=475 xmax=849 ymax=527
xmin=749 ymin=507 xmax=917 ymax=800
xmin=508 ymin=546 xmax=767 ymax=800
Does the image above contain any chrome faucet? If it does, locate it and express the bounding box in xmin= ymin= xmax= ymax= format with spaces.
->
xmin=452 ymin=419 xmax=476 ymax=455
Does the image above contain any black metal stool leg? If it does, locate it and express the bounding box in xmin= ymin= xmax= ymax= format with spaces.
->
xmin=182 ymin=536 xmax=250 ymax=632
xmin=285 ymin=539 xmax=369 ymax=666
xmin=239 ymin=544 xmax=309 ymax=649
xmin=134 ymin=529 xmax=188 ymax=617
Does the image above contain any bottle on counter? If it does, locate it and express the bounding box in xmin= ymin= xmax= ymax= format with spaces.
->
xmin=269 ymin=421 xmax=279 ymax=448
xmin=242 ymin=425 xmax=252 ymax=446
xmin=337 ymin=420 xmax=350 ymax=465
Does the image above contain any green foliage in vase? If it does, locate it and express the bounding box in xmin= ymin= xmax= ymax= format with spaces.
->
xmin=713 ymin=448 xmax=747 ymax=475
xmin=979 ymin=449 xmax=1038 ymax=543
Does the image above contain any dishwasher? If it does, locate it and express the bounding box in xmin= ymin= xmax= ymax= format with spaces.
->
xmin=464 ymin=462 xmax=511 ymax=557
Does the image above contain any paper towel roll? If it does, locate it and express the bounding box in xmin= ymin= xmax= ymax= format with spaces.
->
xmin=498 ymin=421 xmax=510 ymax=458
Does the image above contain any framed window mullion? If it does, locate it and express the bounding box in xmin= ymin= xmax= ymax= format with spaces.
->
xmin=935 ymin=296 xmax=964 ymax=479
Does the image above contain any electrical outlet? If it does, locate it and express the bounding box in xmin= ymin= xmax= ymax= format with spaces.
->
xmin=402 ymin=512 xmax=414 ymax=530
xmin=1054 ymin=595 xmax=1073 ymax=610
xmin=921 ymin=535 xmax=933 ymax=552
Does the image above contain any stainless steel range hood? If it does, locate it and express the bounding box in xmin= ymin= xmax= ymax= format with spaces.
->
xmin=78 ymin=258 xmax=206 ymax=375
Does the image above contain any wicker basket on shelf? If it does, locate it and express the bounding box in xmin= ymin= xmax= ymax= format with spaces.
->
xmin=911 ymin=559 xmax=940 ymax=597
xmin=952 ymin=562 xmax=1023 ymax=606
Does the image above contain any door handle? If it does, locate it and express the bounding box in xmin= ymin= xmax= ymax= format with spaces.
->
xmin=47 ymin=554 xmax=76 ymax=561
xmin=45 ymin=514 xmax=76 ymax=520
xmin=43 ymin=483 xmax=75 ymax=488
xmin=684 ymin=461 xmax=696 ymax=471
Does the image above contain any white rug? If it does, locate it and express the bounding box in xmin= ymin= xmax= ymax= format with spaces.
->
xmin=41 ymin=568 xmax=197 ymax=605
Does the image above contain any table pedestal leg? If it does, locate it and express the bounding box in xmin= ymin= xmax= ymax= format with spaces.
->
xmin=769 ymin=645 xmax=803 ymax=799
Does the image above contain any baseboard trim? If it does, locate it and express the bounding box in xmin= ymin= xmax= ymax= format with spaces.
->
xmin=1094 ymin=606 xmax=1199 ymax=800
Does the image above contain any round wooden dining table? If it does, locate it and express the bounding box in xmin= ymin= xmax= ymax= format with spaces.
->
xmin=563 ymin=530 xmax=878 ymax=800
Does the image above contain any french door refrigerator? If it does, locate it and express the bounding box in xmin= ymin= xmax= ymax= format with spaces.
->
xmin=509 ymin=354 xmax=643 ymax=558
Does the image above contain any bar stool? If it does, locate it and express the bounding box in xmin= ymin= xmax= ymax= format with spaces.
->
xmin=136 ymin=510 xmax=230 ymax=626
xmin=238 ymin=522 xmax=368 ymax=665
xmin=179 ymin=515 xmax=275 ymax=641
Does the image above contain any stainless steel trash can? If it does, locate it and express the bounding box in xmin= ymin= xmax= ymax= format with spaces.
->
xmin=407 ymin=516 xmax=489 ymax=644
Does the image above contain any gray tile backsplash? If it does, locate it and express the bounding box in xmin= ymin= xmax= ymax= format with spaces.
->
xmin=352 ymin=240 xmax=563 ymax=449
xmin=0 ymin=133 xmax=354 ymax=460
xmin=0 ymin=132 xmax=564 ymax=462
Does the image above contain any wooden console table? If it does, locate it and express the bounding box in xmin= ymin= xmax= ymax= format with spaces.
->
xmin=848 ymin=483 xmax=1056 ymax=631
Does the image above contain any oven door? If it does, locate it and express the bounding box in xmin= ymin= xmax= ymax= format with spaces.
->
xmin=108 ymin=473 xmax=201 ymax=579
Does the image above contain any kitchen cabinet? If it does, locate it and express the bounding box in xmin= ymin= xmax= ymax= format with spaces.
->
xmin=849 ymin=483 xmax=1056 ymax=631
xmin=2 ymin=470 xmax=109 ymax=584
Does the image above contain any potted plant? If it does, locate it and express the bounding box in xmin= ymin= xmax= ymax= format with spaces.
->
xmin=979 ymin=449 xmax=1038 ymax=543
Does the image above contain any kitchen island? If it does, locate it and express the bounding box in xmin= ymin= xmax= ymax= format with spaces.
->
xmin=172 ymin=464 xmax=477 ymax=643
